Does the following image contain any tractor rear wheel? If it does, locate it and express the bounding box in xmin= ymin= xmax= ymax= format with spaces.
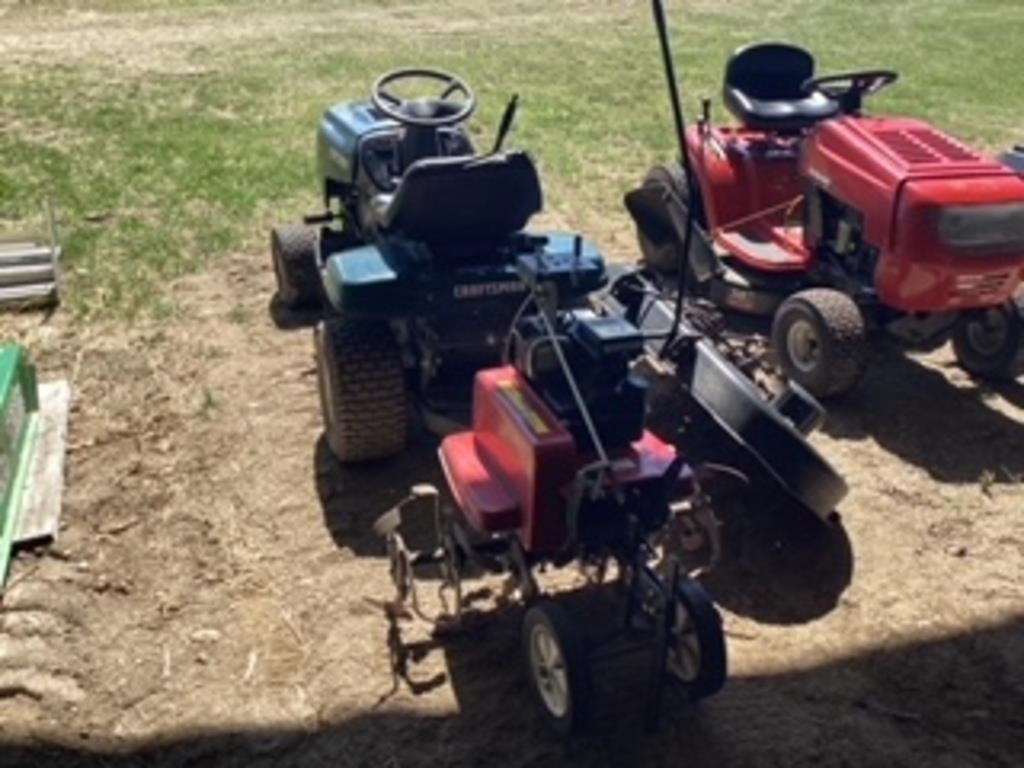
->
xmin=952 ymin=295 xmax=1024 ymax=381
xmin=271 ymin=225 xmax=321 ymax=309
xmin=771 ymin=288 xmax=868 ymax=398
xmin=522 ymin=601 xmax=592 ymax=736
xmin=630 ymin=164 xmax=713 ymax=288
xmin=315 ymin=319 xmax=408 ymax=463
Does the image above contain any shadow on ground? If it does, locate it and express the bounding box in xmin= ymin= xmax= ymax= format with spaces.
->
xmin=822 ymin=350 xmax=1024 ymax=485
xmin=4 ymin=615 xmax=1021 ymax=768
xmin=267 ymin=295 xmax=321 ymax=332
xmin=315 ymin=434 xmax=446 ymax=558
xmin=702 ymin=495 xmax=853 ymax=625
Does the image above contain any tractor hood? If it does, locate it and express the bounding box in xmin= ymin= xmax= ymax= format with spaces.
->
xmin=807 ymin=117 xmax=1012 ymax=184
xmin=802 ymin=117 xmax=1024 ymax=253
xmin=802 ymin=117 xmax=1024 ymax=311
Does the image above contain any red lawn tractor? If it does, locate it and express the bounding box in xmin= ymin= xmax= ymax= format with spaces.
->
xmin=627 ymin=0 xmax=1024 ymax=398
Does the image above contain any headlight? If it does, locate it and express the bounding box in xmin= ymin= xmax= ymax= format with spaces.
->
xmin=938 ymin=202 xmax=1024 ymax=252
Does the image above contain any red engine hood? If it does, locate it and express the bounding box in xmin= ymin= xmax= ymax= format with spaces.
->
xmin=803 ymin=116 xmax=1024 ymax=311
xmin=802 ymin=117 xmax=1024 ymax=250
xmin=807 ymin=116 xmax=1011 ymax=183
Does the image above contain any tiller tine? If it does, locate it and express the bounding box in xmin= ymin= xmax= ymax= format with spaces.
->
xmin=373 ymin=506 xmax=404 ymax=538
xmin=374 ymin=485 xmax=462 ymax=624
xmin=373 ymin=484 xmax=440 ymax=538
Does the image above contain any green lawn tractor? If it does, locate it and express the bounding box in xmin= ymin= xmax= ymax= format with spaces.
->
xmin=270 ymin=69 xmax=606 ymax=463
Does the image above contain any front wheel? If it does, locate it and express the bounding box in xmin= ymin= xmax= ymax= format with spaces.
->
xmin=667 ymin=579 xmax=727 ymax=701
xmin=771 ymin=288 xmax=868 ymax=398
xmin=271 ymin=225 xmax=321 ymax=309
xmin=952 ymin=296 xmax=1024 ymax=381
xmin=522 ymin=601 xmax=592 ymax=736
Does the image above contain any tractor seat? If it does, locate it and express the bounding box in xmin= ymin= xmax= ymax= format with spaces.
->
xmin=374 ymin=151 xmax=543 ymax=245
xmin=723 ymin=42 xmax=839 ymax=132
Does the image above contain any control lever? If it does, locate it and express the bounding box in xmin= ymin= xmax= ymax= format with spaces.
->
xmin=303 ymin=211 xmax=337 ymax=225
xmin=491 ymin=94 xmax=520 ymax=154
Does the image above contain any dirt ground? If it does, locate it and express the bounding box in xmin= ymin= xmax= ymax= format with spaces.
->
xmin=1 ymin=237 xmax=1022 ymax=767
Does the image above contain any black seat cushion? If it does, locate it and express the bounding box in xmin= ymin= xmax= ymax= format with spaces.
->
xmin=378 ymin=151 xmax=542 ymax=245
xmin=723 ymin=43 xmax=838 ymax=132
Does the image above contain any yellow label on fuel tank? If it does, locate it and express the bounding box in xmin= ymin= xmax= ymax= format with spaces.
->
xmin=498 ymin=380 xmax=550 ymax=436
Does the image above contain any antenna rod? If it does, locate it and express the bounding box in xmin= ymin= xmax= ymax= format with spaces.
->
xmin=651 ymin=0 xmax=698 ymax=356
xmin=652 ymin=0 xmax=690 ymax=168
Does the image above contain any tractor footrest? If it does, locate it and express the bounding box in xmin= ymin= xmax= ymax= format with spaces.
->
xmin=439 ymin=433 xmax=521 ymax=533
xmin=716 ymin=229 xmax=807 ymax=272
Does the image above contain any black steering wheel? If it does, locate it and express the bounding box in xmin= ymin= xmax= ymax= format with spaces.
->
xmin=802 ymin=70 xmax=898 ymax=113
xmin=371 ymin=68 xmax=476 ymax=127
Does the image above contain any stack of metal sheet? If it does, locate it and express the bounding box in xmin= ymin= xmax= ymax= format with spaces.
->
xmin=0 ymin=204 xmax=61 ymax=310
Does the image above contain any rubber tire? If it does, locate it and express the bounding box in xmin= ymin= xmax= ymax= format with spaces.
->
xmin=951 ymin=295 xmax=1024 ymax=381
xmin=315 ymin=319 xmax=408 ymax=463
xmin=271 ymin=225 xmax=320 ymax=309
xmin=633 ymin=164 xmax=712 ymax=282
xmin=771 ymin=288 xmax=868 ymax=398
xmin=522 ymin=601 xmax=592 ymax=737
xmin=671 ymin=579 xmax=727 ymax=701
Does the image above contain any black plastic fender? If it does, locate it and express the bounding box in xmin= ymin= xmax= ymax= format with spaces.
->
xmin=598 ymin=271 xmax=848 ymax=520
xmin=686 ymin=336 xmax=848 ymax=518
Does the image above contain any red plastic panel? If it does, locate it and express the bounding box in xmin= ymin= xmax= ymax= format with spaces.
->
xmin=438 ymin=433 xmax=521 ymax=532
xmin=880 ymin=178 xmax=1024 ymax=310
xmin=444 ymin=369 xmax=696 ymax=553
xmin=610 ymin=431 xmax=689 ymax=489
xmin=802 ymin=117 xmax=1015 ymax=252
xmin=685 ymin=126 xmax=811 ymax=272
xmin=816 ymin=117 xmax=1004 ymax=178
xmin=470 ymin=367 xmax=577 ymax=554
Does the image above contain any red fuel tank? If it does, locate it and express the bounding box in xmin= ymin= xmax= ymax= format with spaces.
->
xmin=439 ymin=367 xmax=690 ymax=555
xmin=440 ymin=366 xmax=576 ymax=553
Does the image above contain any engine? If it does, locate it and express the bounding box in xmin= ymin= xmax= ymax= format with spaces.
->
xmin=511 ymin=310 xmax=649 ymax=454
xmin=806 ymin=187 xmax=878 ymax=294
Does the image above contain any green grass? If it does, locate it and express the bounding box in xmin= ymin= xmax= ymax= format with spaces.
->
xmin=1 ymin=0 xmax=1021 ymax=317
